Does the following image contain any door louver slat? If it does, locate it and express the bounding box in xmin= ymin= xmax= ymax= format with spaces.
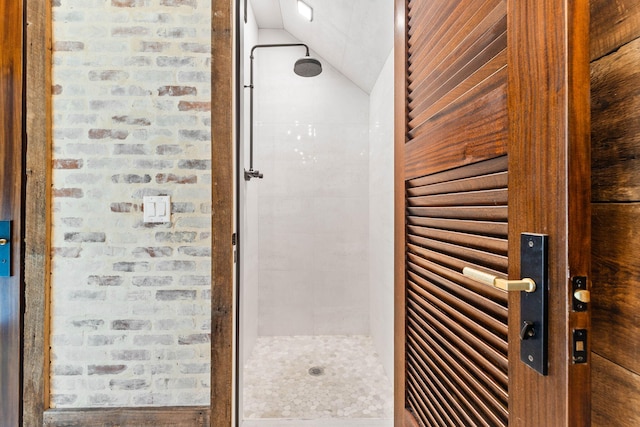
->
xmin=405 ymin=156 xmax=508 ymax=427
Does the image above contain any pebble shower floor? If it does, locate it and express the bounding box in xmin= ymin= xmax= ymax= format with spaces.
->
xmin=242 ymin=335 xmax=393 ymax=424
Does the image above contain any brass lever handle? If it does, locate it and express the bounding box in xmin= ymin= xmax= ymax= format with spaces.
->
xmin=462 ymin=266 xmax=536 ymax=293
xmin=0 ymin=238 xmax=7 ymax=245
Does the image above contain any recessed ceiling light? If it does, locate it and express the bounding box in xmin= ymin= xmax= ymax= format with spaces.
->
xmin=297 ymin=0 xmax=313 ymax=22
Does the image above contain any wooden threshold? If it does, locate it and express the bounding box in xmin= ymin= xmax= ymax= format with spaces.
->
xmin=43 ymin=407 xmax=211 ymax=427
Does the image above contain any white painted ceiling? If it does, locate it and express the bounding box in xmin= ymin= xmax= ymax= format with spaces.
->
xmin=249 ymin=0 xmax=394 ymax=94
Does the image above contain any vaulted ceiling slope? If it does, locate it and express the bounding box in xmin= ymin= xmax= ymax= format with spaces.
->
xmin=249 ymin=0 xmax=394 ymax=94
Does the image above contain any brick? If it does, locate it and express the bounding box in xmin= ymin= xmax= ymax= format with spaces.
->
xmin=61 ymin=217 xmax=83 ymax=227
xmin=155 ymin=232 xmax=196 ymax=243
xmin=109 ymin=379 xmax=149 ymax=390
xmin=155 ymin=378 xmax=197 ymax=389
xmin=156 ymin=290 xmax=197 ymax=301
xmin=110 ymin=202 xmax=138 ymax=213
xmin=53 ymin=188 xmax=84 ymax=198
xmin=53 ymin=159 xmax=83 ymax=169
xmin=112 ymin=115 xmax=151 ymax=126
xmin=178 ymin=364 xmax=209 ymax=374
xmin=155 ymin=319 xmax=195 ymax=330
xmin=88 ymin=365 xmax=127 ymax=375
xmin=88 ymin=335 xmax=126 ymax=346
xmin=177 ymin=71 xmax=208 ymax=82
xmin=178 ymin=247 xmax=210 ymax=257
xmin=178 ymin=333 xmax=210 ymax=345
xmin=69 ymin=290 xmax=107 ymax=301
xmin=132 ymin=276 xmax=173 ymax=287
xmin=88 ymin=394 xmax=120 ymax=406
xmin=111 ymin=350 xmax=150 ymax=361
xmin=178 ymin=159 xmax=210 ymax=170
xmin=113 ymin=144 xmax=149 ymax=155
xmin=89 ymin=129 xmax=129 ymax=140
xmin=71 ymin=319 xmax=105 ymax=330
xmin=155 ymin=173 xmax=197 ymax=184
xmin=179 ymin=42 xmax=209 ymax=53
xmin=175 ymin=217 xmax=210 ymax=228
xmin=64 ymin=232 xmax=106 ymax=243
xmin=157 ymin=57 xmax=195 ymax=67
xmin=134 ymin=160 xmax=174 ymax=169
xmin=157 ymin=85 xmax=197 ymax=96
xmin=178 ymin=101 xmax=210 ymax=112
xmin=178 ymin=130 xmax=210 ymax=141
xmin=133 ymin=13 xmax=171 ymax=24
xmin=113 ymin=262 xmax=150 ymax=272
xmin=160 ymin=0 xmax=197 ymax=7
xmin=111 ymin=85 xmax=153 ymax=96
xmin=132 ymin=247 xmax=173 ymax=258
xmin=133 ymin=335 xmax=174 ymax=345
xmin=54 ymin=128 xmax=83 ymax=139
xmin=51 ymin=394 xmax=78 ymax=406
xmin=156 ymin=261 xmax=196 ymax=271
xmin=170 ymin=202 xmax=195 ymax=213
xmin=124 ymin=56 xmax=153 ymax=67
xmin=88 ymin=70 xmax=129 ymax=81
xmin=111 ymin=174 xmax=151 ymax=184
xmin=87 ymin=275 xmax=124 ymax=287
xmin=178 ymin=275 xmax=209 ymax=286
xmin=156 ymin=27 xmax=196 ymax=38
xmin=112 ymin=26 xmax=150 ymax=37
xmin=132 ymin=393 xmax=172 ymax=406
xmin=90 ymin=100 xmax=127 ymax=110
xmin=111 ymin=319 xmax=151 ymax=330
xmin=138 ymin=41 xmax=169 ymax=52
xmin=111 ymin=0 xmax=149 ymax=7
xmin=54 ymin=41 xmax=85 ymax=51
xmin=54 ymin=365 xmax=83 ymax=376
xmin=156 ymin=145 xmax=183 ymax=155
xmin=53 ymin=247 xmax=82 ymax=258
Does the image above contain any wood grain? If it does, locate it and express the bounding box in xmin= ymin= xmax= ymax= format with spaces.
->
xmin=23 ymin=0 xmax=53 ymax=425
xmin=591 ymin=203 xmax=640 ymax=375
xmin=211 ymin=0 xmax=234 ymax=425
xmin=394 ymin=0 xmax=408 ymax=424
xmin=592 ymin=353 xmax=640 ymax=427
xmin=43 ymin=407 xmax=210 ymax=427
xmin=590 ymin=0 xmax=640 ymax=61
xmin=591 ymin=37 xmax=640 ymax=202
xmin=0 ymin=0 xmax=23 ymax=425
xmin=507 ymin=0 xmax=591 ymax=425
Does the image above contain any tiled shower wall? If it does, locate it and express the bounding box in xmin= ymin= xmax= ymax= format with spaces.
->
xmin=50 ymin=0 xmax=212 ymax=407
xmin=253 ymin=30 xmax=370 ymax=336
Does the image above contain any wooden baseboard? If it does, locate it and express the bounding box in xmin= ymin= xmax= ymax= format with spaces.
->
xmin=43 ymin=407 xmax=210 ymax=427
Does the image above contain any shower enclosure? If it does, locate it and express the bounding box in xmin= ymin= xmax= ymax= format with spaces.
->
xmin=237 ymin=3 xmax=394 ymax=425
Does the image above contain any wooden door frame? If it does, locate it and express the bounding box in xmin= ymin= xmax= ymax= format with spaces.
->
xmin=1 ymin=0 xmax=25 ymax=425
xmin=394 ymin=0 xmax=590 ymax=425
xmin=22 ymin=0 xmax=235 ymax=425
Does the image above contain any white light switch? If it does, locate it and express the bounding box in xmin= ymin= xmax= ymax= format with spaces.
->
xmin=143 ymin=196 xmax=170 ymax=223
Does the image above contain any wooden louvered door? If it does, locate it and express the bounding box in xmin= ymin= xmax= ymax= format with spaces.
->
xmin=394 ymin=0 xmax=591 ymax=426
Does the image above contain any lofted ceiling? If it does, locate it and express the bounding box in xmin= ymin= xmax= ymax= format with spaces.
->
xmin=249 ymin=0 xmax=394 ymax=94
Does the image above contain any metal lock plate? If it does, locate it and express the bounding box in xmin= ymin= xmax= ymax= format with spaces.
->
xmin=520 ymin=233 xmax=548 ymax=375
xmin=0 ymin=221 xmax=11 ymax=277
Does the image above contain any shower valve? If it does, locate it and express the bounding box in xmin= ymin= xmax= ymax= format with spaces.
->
xmin=244 ymin=169 xmax=264 ymax=180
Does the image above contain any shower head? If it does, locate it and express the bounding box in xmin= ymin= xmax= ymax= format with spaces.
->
xmin=294 ymin=56 xmax=322 ymax=77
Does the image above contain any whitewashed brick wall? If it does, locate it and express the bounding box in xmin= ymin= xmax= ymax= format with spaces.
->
xmin=50 ymin=0 xmax=212 ymax=407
